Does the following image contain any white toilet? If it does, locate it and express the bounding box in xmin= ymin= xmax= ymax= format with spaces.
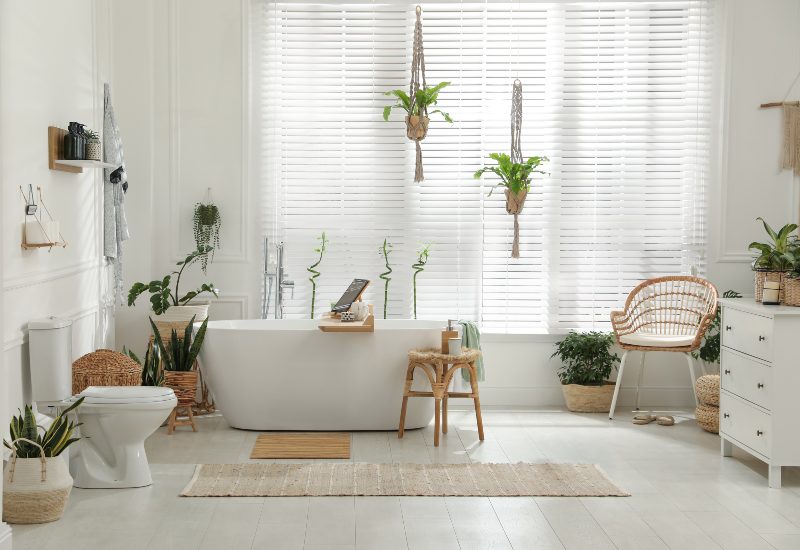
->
xmin=28 ymin=317 xmax=177 ymax=489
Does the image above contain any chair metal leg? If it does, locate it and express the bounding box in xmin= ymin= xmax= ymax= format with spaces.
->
xmin=685 ymin=353 xmax=699 ymax=406
xmin=609 ymin=350 xmax=628 ymax=420
xmin=635 ymin=352 xmax=647 ymax=410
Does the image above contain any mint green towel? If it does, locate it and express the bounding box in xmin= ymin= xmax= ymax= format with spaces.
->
xmin=459 ymin=320 xmax=484 ymax=382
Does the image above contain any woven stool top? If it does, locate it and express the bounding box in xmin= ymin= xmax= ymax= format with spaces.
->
xmin=409 ymin=348 xmax=481 ymax=363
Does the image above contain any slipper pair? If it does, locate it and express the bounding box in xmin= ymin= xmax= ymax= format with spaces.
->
xmin=633 ymin=414 xmax=674 ymax=426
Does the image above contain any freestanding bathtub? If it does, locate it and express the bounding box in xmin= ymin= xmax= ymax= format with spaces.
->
xmin=198 ymin=319 xmax=443 ymax=430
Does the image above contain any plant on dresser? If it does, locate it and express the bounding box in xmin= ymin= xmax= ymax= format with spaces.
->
xmin=719 ymin=298 xmax=800 ymax=487
xmin=748 ymin=218 xmax=799 ymax=302
xmin=552 ymin=331 xmax=620 ymax=413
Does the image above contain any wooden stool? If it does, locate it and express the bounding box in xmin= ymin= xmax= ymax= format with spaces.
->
xmin=398 ymin=348 xmax=484 ymax=447
xmin=167 ymin=401 xmax=197 ymax=434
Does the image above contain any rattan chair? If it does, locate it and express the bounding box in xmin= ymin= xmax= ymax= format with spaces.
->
xmin=609 ymin=276 xmax=718 ymax=420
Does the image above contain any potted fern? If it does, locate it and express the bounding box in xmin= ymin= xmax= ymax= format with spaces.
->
xmin=552 ymin=332 xmax=619 ymax=413
xmin=383 ymin=81 xmax=453 ymax=139
xmin=748 ymin=218 xmax=799 ymax=302
xmin=474 ymin=153 xmax=548 ymax=258
xmin=3 ymin=398 xmax=84 ymax=523
xmin=127 ymin=245 xmax=219 ymax=324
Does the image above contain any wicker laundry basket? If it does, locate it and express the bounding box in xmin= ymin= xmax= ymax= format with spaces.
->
xmin=695 ymin=403 xmax=719 ymax=434
xmin=754 ymin=271 xmax=787 ymax=303
xmin=695 ymin=375 xmax=720 ymax=407
xmin=72 ymin=349 xmax=141 ymax=394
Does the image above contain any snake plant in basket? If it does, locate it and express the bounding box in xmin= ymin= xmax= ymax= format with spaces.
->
xmin=3 ymin=398 xmax=84 ymax=524
xmin=150 ymin=316 xmax=209 ymax=404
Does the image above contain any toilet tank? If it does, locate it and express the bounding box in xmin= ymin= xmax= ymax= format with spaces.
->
xmin=28 ymin=317 xmax=73 ymax=403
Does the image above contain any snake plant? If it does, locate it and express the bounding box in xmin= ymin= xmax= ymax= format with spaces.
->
xmin=473 ymin=153 xmax=549 ymax=195
xmin=124 ymin=345 xmax=164 ymax=387
xmin=748 ymin=218 xmax=799 ymax=271
xmin=379 ymin=238 xmax=393 ymax=319
xmin=382 ymin=82 xmax=453 ymax=123
xmin=307 ymin=232 xmax=328 ymax=319
xmin=4 ymin=398 xmax=84 ymax=458
xmin=412 ymin=244 xmax=431 ymax=319
xmin=149 ymin=315 xmax=209 ymax=372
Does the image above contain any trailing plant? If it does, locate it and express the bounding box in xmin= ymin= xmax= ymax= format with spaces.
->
xmin=379 ymin=238 xmax=393 ymax=319
xmin=748 ymin=217 xmax=799 ymax=271
xmin=473 ymin=153 xmax=549 ymax=195
xmin=127 ymin=245 xmax=219 ymax=315
xmin=123 ymin=345 xmax=164 ymax=387
xmin=552 ymin=331 xmax=620 ymax=386
xmin=412 ymin=243 xmax=431 ymax=319
xmin=4 ymin=398 xmax=84 ymax=458
xmin=307 ymin=232 xmax=328 ymax=319
xmin=149 ymin=315 xmax=209 ymax=372
xmin=192 ymin=202 xmax=222 ymax=273
xmin=383 ymin=82 xmax=453 ymax=123
xmin=692 ymin=290 xmax=742 ymax=364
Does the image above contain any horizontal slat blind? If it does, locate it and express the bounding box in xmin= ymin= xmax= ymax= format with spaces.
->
xmin=253 ymin=0 xmax=712 ymax=331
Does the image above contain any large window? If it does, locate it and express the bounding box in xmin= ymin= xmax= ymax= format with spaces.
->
xmin=253 ymin=0 xmax=713 ymax=332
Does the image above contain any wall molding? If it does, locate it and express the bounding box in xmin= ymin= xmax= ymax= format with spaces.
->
xmin=212 ymin=293 xmax=249 ymax=319
xmin=3 ymin=304 xmax=99 ymax=352
xmin=167 ymin=0 xmax=250 ymax=264
xmin=3 ymin=258 xmax=101 ymax=292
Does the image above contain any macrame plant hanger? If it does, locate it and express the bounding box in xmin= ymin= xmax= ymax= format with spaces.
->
xmin=506 ymin=79 xmax=526 ymax=258
xmin=408 ymin=5 xmax=429 ymax=182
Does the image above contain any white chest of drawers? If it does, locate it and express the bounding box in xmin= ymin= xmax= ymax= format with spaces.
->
xmin=719 ymin=298 xmax=800 ymax=488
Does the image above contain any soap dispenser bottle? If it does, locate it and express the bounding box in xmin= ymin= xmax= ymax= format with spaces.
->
xmin=76 ymin=123 xmax=87 ymax=159
xmin=63 ymin=122 xmax=80 ymax=160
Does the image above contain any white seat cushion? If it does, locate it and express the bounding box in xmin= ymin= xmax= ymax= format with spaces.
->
xmin=618 ymin=333 xmax=694 ymax=348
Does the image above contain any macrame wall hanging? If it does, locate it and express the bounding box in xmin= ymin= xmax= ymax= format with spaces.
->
xmin=507 ymin=79 xmax=525 ymax=258
xmin=761 ymin=70 xmax=800 ymax=175
xmin=383 ymin=6 xmax=452 ymax=182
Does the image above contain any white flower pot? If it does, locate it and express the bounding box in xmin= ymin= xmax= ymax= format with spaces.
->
xmin=158 ymin=304 xmax=209 ymax=323
xmin=3 ymin=455 xmax=73 ymax=524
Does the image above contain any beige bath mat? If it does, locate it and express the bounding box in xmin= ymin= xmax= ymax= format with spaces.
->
xmin=181 ymin=463 xmax=628 ymax=497
xmin=250 ymin=433 xmax=351 ymax=459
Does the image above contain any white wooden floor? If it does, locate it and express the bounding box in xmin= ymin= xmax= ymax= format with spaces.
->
xmin=11 ymin=407 xmax=800 ymax=550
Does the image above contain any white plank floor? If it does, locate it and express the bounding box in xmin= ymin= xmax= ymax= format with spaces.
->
xmin=11 ymin=407 xmax=800 ymax=550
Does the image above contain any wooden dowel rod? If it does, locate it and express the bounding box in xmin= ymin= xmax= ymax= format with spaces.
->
xmin=760 ymin=101 xmax=800 ymax=109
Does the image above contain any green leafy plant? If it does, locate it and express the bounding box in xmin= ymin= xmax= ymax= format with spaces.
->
xmin=193 ymin=202 xmax=222 ymax=273
xmin=692 ymin=290 xmax=742 ymax=364
xmin=552 ymin=331 xmax=620 ymax=386
xmin=149 ymin=315 xmax=209 ymax=372
xmin=383 ymin=82 xmax=453 ymax=123
xmin=473 ymin=153 xmax=549 ymax=195
xmin=748 ymin=218 xmax=799 ymax=271
xmin=307 ymin=232 xmax=328 ymax=319
xmin=123 ymin=345 xmax=164 ymax=387
xmin=127 ymin=245 xmax=219 ymax=315
xmin=412 ymin=244 xmax=431 ymax=320
xmin=379 ymin=238 xmax=393 ymax=319
xmin=83 ymin=128 xmax=99 ymax=141
xmin=4 ymin=398 xmax=84 ymax=458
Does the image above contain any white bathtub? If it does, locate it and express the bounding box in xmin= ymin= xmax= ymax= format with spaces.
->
xmin=198 ymin=319 xmax=443 ymax=431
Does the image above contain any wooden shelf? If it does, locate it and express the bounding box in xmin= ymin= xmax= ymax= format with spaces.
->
xmin=48 ymin=126 xmax=113 ymax=173
xmin=318 ymin=314 xmax=375 ymax=333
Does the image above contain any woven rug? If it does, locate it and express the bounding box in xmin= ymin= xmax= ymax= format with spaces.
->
xmin=250 ymin=433 xmax=350 ymax=459
xmin=181 ymin=463 xmax=628 ymax=497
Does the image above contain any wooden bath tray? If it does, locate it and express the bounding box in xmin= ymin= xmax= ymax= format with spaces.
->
xmin=318 ymin=314 xmax=374 ymax=333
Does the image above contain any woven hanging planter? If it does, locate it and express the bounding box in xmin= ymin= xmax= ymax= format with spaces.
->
xmin=406 ymin=115 xmax=429 ymax=140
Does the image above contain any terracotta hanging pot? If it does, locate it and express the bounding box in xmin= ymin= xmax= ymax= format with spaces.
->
xmin=505 ymin=188 xmax=527 ymax=258
xmin=405 ymin=115 xmax=429 ymax=141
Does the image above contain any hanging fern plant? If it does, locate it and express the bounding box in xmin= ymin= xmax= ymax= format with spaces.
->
xmin=192 ymin=197 xmax=221 ymax=273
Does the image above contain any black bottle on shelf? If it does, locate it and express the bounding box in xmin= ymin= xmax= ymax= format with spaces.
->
xmin=63 ymin=122 xmax=80 ymax=160
xmin=76 ymin=123 xmax=87 ymax=160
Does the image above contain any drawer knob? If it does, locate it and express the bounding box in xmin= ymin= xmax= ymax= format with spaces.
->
xmin=758 ymin=335 xmax=766 ymax=342
xmin=724 ymin=369 xmax=731 ymax=375
xmin=725 ymin=325 xmax=732 ymax=331
xmin=757 ymin=430 xmax=764 ymax=436
xmin=757 ymin=383 xmax=764 ymax=389
xmin=723 ymin=413 xmax=730 ymax=418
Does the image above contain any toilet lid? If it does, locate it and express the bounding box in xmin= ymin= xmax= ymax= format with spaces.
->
xmin=75 ymin=386 xmax=176 ymax=405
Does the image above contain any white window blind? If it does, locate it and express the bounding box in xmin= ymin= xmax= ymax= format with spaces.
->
xmin=253 ymin=0 xmax=713 ymax=332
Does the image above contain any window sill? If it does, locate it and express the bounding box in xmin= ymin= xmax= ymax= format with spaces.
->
xmin=481 ymin=330 xmax=568 ymax=344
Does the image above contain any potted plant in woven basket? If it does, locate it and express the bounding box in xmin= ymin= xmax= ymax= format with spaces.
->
xmin=3 ymin=398 xmax=84 ymax=524
xmin=128 ymin=245 xmax=219 ymax=325
xmin=748 ymin=218 xmax=799 ymax=303
xmin=474 ymin=153 xmax=548 ymax=258
xmin=552 ymin=332 xmax=620 ymax=413
xmin=83 ymin=127 xmax=101 ymax=161
xmin=149 ymin=316 xmax=208 ymax=405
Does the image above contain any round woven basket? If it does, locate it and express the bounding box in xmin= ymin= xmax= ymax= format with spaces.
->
xmin=561 ymin=382 xmax=614 ymax=413
xmin=405 ymin=115 xmax=429 ymax=140
xmin=695 ymin=375 xmax=720 ymax=406
xmin=754 ymin=270 xmax=787 ymax=303
xmin=784 ymin=277 xmax=800 ymax=307
xmin=696 ymin=402 xmax=719 ymax=434
xmin=72 ymin=349 xmax=141 ymax=395
xmin=164 ymin=371 xmax=198 ymax=405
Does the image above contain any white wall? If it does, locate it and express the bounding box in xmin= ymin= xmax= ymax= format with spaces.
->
xmin=1 ymin=0 xmax=110 ymax=417
xmin=113 ymin=0 xmax=800 ymax=409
